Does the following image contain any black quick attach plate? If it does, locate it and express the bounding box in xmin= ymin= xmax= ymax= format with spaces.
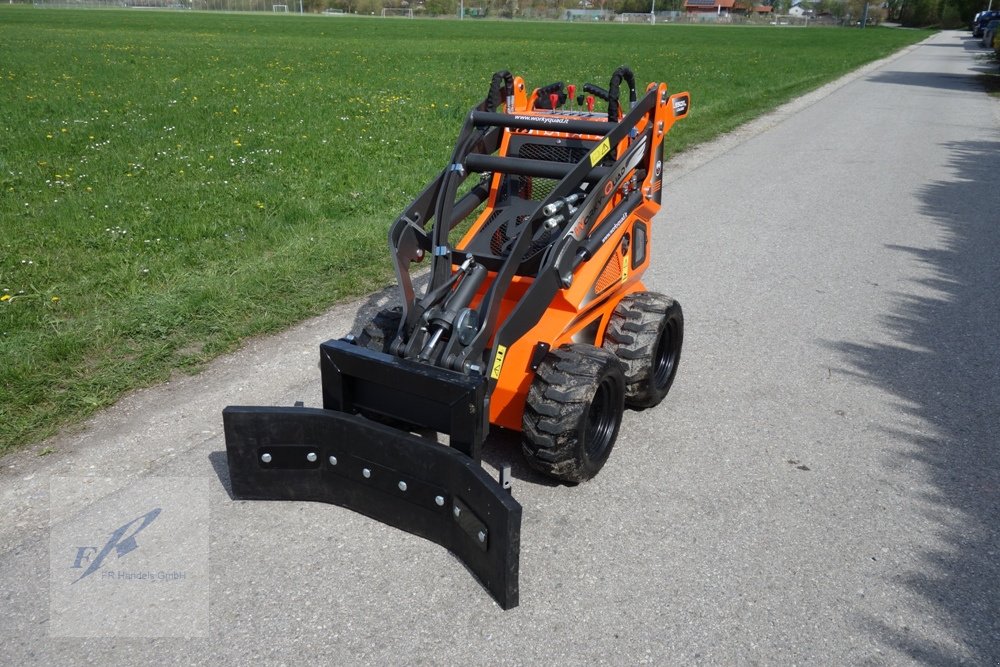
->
xmin=222 ymin=406 xmax=521 ymax=609
xmin=320 ymin=339 xmax=488 ymax=461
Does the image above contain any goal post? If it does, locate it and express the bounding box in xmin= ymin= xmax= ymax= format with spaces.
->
xmin=381 ymin=7 xmax=413 ymax=17
xmin=272 ymin=4 xmax=288 ymax=11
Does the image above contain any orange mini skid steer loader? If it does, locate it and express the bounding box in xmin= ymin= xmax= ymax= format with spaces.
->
xmin=223 ymin=67 xmax=690 ymax=609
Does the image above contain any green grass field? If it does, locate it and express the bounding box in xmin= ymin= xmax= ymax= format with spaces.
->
xmin=0 ymin=8 xmax=928 ymax=454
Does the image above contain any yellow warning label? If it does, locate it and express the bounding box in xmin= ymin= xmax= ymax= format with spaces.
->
xmin=490 ymin=345 xmax=507 ymax=380
xmin=589 ymin=138 xmax=611 ymax=167
xmin=621 ymin=261 xmax=628 ymax=283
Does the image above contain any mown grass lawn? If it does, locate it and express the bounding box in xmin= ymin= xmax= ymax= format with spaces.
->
xmin=0 ymin=7 xmax=929 ymax=454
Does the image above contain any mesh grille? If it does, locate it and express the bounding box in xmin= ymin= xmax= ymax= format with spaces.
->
xmin=490 ymin=213 xmax=534 ymax=257
xmin=485 ymin=209 xmax=505 ymax=255
xmin=511 ymin=143 xmax=590 ymax=202
xmin=480 ymin=140 xmax=596 ymax=262
xmin=518 ymin=143 xmax=589 ymax=164
xmin=595 ymin=251 xmax=623 ymax=294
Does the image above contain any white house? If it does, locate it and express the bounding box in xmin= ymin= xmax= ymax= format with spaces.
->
xmin=788 ymin=2 xmax=814 ymax=17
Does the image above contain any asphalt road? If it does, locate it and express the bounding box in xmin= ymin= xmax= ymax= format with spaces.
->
xmin=2 ymin=30 xmax=999 ymax=665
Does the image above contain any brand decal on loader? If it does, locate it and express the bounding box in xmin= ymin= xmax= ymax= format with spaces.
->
xmin=574 ymin=135 xmax=649 ymax=241
xmin=589 ymin=138 xmax=611 ymax=167
xmin=601 ymin=210 xmax=629 ymax=243
xmin=514 ymin=115 xmax=569 ymax=125
xmin=491 ymin=345 xmax=508 ymax=380
xmin=672 ymin=95 xmax=689 ymax=117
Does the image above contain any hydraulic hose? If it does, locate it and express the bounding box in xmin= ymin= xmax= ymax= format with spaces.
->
xmin=485 ymin=70 xmax=515 ymax=113
xmin=607 ymin=66 xmax=637 ymax=121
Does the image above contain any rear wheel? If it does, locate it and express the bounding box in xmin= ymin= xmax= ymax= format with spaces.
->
xmin=355 ymin=306 xmax=402 ymax=354
xmin=354 ymin=307 xmax=411 ymax=428
xmin=603 ymin=292 xmax=683 ymax=409
xmin=521 ymin=345 xmax=626 ymax=483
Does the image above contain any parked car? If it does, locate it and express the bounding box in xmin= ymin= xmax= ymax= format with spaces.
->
xmin=973 ymin=10 xmax=999 ymax=37
xmin=984 ymin=19 xmax=1000 ymax=47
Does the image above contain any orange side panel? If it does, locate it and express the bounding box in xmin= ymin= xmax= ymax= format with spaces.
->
xmin=489 ymin=279 xmax=648 ymax=431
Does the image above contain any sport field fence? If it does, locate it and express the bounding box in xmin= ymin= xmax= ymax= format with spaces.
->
xmin=24 ymin=0 xmax=872 ymax=26
xmin=30 ymin=0 xmax=304 ymax=11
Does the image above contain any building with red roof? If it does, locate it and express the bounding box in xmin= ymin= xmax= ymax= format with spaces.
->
xmin=684 ymin=0 xmax=772 ymax=15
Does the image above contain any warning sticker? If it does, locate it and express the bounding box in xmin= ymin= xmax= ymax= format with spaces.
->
xmin=589 ymin=138 xmax=611 ymax=167
xmin=490 ymin=345 xmax=507 ymax=380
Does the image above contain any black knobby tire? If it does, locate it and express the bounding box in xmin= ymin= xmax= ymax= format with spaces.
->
xmin=603 ymin=292 xmax=683 ymax=410
xmin=521 ymin=345 xmax=626 ymax=483
xmin=356 ymin=306 xmax=402 ymax=354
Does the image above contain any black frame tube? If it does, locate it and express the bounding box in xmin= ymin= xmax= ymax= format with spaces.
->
xmin=470 ymin=111 xmax=614 ymax=136
xmin=465 ymin=154 xmax=610 ymax=181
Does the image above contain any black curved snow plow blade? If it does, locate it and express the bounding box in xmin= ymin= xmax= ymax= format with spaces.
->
xmin=222 ymin=405 xmax=521 ymax=609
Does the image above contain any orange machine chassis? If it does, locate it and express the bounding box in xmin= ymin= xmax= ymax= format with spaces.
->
xmin=223 ymin=68 xmax=689 ymax=609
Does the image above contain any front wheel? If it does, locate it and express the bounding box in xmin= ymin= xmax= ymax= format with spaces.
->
xmin=521 ymin=345 xmax=626 ymax=483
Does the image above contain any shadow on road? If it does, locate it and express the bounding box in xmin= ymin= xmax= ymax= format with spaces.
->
xmin=867 ymin=70 xmax=988 ymax=92
xmin=829 ymin=140 xmax=1000 ymax=662
xmin=208 ymin=450 xmax=233 ymax=497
